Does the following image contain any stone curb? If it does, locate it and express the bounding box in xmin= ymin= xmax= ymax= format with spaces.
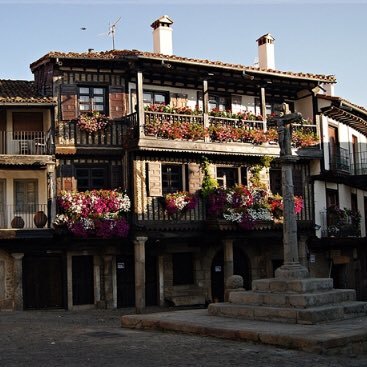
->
xmin=121 ymin=309 xmax=367 ymax=355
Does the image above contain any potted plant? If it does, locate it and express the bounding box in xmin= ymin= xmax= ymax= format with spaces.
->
xmin=75 ymin=111 xmax=110 ymax=134
xmin=56 ymin=189 xmax=130 ymax=238
xmin=164 ymin=191 xmax=197 ymax=216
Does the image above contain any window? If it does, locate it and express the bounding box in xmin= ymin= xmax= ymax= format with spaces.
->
xmin=78 ymin=87 xmax=106 ymax=113
xmin=14 ymin=180 xmax=37 ymax=212
xmin=351 ymin=193 xmax=358 ymax=212
xmin=162 ymin=164 xmax=183 ymax=194
xmin=197 ymin=93 xmax=229 ymax=112
xmin=172 ymin=252 xmax=194 ymax=285
xmin=270 ymin=168 xmax=303 ymax=196
xmin=75 ymin=166 xmax=108 ymax=191
xmin=216 ymin=167 xmax=238 ymax=188
xmin=326 ymin=189 xmax=338 ymax=208
xmin=255 ymin=99 xmax=294 ymax=116
xmin=143 ymin=91 xmax=168 ymax=106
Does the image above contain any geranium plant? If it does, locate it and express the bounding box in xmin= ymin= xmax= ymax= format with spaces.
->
xmin=164 ymin=191 xmax=198 ymax=216
xmin=56 ymin=189 xmax=130 ymax=238
xmin=76 ymin=111 xmax=110 ymax=134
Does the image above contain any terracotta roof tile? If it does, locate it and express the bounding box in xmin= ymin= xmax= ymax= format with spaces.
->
xmin=30 ymin=50 xmax=336 ymax=83
xmin=0 ymin=80 xmax=54 ymax=104
xmin=318 ymin=94 xmax=367 ymax=115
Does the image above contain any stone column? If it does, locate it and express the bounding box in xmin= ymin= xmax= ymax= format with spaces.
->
xmin=104 ymin=255 xmax=114 ymax=308
xmin=11 ymin=253 xmax=24 ymax=311
xmin=274 ymin=157 xmax=309 ymax=279
xmin=223 ymin=239 xmax=234 ymax=284
xmin=134 ymin=236 xmax=147 ymax=314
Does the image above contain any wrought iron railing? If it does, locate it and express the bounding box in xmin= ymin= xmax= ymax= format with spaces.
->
xmin=0 ymin=131 xmax=52 ymax=155
xmin=329 ymin=146 xmax=350 ymax=172
xmin=351 ymin=151 xmax=367 ymax=175
xmin=0 ymin=204 xmax=49 ymax=229
xmin=320 ymin=209 xmax=361 ymax=238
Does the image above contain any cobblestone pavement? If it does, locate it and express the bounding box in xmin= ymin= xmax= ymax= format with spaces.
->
xmin=1 ymin=308 xmax=367 ymax=367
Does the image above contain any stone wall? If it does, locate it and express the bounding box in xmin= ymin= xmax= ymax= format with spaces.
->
xmin=0 ymin=250 xmax=14 ymax=310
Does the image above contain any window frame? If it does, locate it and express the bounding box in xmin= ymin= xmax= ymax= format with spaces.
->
xmin=161 ymin=164 xmax=184 ymax=194
xmin=75 ymin=165 xmax=109 ymax=191
xmin=78 ymin=86 xmax=106 ymax=114
xmin=143 ymin=90 xmax=169 ymax=106
xmin=14 ymin=179 xmax=38 ymax=213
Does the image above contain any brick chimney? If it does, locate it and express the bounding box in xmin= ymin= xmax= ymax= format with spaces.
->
xmin=256 ymin=33 xmax=275 ymax=70
xmin=151 ymin=15 xmax=174 ymax=55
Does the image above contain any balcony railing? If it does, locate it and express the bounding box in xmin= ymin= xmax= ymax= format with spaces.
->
xmin=320 ymin=209 xmax=361 ymax=238
xmin=139 ymin=111 xmax=320 ymax=147
xmin=351 ymin=151 xmax=367 ymax=175
xmin=0 ymin=131 xmax=52 ymax=155
xmin=329 ymin=147 xmax=350 ymax=172
xmin=0 ymin=204 xmax=49 ymax=229
xmin=57 ymin=121 xmax=124 ymax=147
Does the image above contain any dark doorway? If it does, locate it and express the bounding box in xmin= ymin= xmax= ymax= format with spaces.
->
xmin=211 ymin=246 xmax=251 ymax=302
xmin=331 ymin=263 xmax=348 ymax=289
xmin=145 ymin=253 xmax=158 ymax=306
xmin=116 ymin=255 xmax=135 ymax=307
xmin=72 ymin=255 xmax=94 ymax=305
xmin=23 ymin=254 xmax=65 ymax=309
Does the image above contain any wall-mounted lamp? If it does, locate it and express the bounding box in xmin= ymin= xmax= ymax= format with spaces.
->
xmin=242 ymin=71 xmax=254 ymax=80
xmin=161 ymin=60 xmax=172 ymax=69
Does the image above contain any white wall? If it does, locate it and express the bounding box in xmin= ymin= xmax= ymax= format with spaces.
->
xmin=294 ymin=90 xmax=313 ymax=120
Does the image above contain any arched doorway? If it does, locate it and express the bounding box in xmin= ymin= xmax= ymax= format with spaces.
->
xmin=211 ymin=246 xmax=251 ymax=302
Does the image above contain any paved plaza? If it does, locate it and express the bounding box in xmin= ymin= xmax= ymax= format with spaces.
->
xmin=0 ymin=308 xmax=367 ymax=366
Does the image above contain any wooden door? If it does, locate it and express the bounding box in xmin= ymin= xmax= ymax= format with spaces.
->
xmin=211 ymin=247 xmax=251 ymax=302
xmin=23 ymin=255 xmax=65 ymax=309
xmin=72 ymin=255 xmax=94 ymax=305
xmin=116 ymin=255 xmax=135 ymax=307
xmin=211 ymin=250 xmax=224 ymax=302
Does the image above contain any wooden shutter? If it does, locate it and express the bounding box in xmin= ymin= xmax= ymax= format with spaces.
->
xmin=171 ymin=93 xmax=188 ymax=108
xmin=60 ymin=84 xmax=78 ymax=121
xmin=61 ymin=164 xmax=76 ymax=191
xmin=109 ymin=86 xmax=126 ymax=120
xmin=147 ymin=162 xmax=162 ymax=197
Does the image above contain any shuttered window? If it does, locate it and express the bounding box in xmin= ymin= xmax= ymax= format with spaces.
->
xmin=162 ymin=164 xmax=183 ymax=194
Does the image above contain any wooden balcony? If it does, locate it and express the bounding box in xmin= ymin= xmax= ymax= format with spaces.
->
xmin=56 ymin=121 xmax=124 ymax=155
xmin=133 ymin=196 xmax=314 ymax=234
xmin=125 ymin=111 xmax=321 ymax=158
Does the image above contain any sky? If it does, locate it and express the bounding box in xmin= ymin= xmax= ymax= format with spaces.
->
xmin=0 ymin=1 xmax=366 ymax=107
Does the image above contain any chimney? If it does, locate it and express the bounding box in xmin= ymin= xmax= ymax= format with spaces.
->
xmin=151 ymin=15 xmax=174 ymax=55
xmin=256 ymin=33 xmax=275 ymax=70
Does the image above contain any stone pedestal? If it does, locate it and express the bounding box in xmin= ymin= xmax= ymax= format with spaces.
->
xmin=208 ymin=277 xmax=367 ymax=324
xmin=11 ymin=253 xmax=24 ymax=311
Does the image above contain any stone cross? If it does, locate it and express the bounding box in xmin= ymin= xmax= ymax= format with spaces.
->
xmin=269 ymin=104 xmax=309 ymax=279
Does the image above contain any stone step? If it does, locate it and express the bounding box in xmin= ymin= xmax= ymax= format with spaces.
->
xmin=252 ymin=277 xmax=334 ymax=293
xmin=229 ymin=289 xmax=356 ymax=308
xmin=208 ymin=301 xmax=367 ymax=325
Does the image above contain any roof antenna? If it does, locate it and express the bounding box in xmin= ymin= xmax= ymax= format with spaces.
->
xmin=99 ymin=17 xmax=121 ymax=50
xmin=108 ymin=17 xmax=121 ymax=50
